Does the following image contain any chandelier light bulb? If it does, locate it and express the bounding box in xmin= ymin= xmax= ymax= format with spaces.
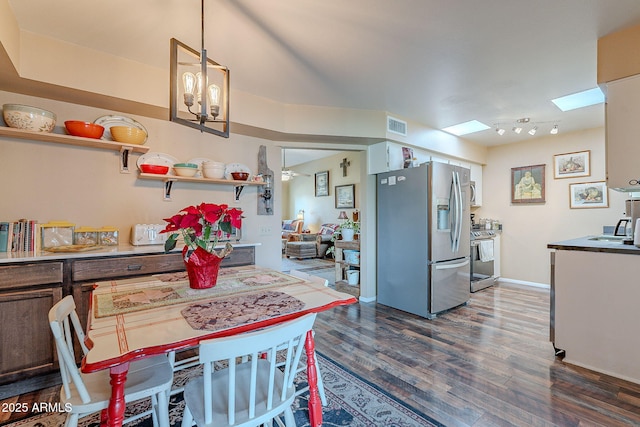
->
xmin=528 ymin=126 xmax=538 ymax=136
xmin=207 ymin=84 xmax=221 ymax=118
xmin=513 ymin=126 xmax=522 ymax=134
xmin=182 ymin=72 xmax=196 ymax=107
xmin=550 ymin=124 xmax=559 ymax=134
xmin=496 ymin=127 xmax=505 ymax=135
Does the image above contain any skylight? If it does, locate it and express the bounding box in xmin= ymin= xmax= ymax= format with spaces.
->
xmin=551 ymin=87 xmax=604 ymax=112
xmin=442 ymin=120 xmax=490 ymax=136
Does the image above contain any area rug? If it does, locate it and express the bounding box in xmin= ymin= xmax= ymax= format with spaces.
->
xmin=2 ymin=353 xmax=441 ymax=427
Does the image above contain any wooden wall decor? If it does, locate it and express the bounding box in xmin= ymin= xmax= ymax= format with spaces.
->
xmin=257 ymin=145 xmax=274 ymax=215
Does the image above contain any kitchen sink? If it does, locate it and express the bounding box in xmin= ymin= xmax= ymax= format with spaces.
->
xmin=588 ymin=235 xmax=626 ymax=242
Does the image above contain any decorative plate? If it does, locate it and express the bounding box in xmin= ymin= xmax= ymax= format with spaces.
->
xmin=137 ymin=152 xmax=179 ymax=174
xmin=187 ymin=157 xmax=215 ymax=177
xmin=94 ymin=115 xmax=148 ymax=143
xmin=224 ymin=163 xmax=252 ymax=180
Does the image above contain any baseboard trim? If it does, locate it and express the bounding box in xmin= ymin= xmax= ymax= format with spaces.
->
xmin=497 ymin=277 xmax=550 ymax=289
xmin=359 ymin=296 xmax=376 ymax=303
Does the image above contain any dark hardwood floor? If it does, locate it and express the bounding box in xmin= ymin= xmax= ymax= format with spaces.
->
xmin=314 ymin=283 xmax=640 ymax=426
xmin=3 ymin=282 xmax=640 ymax=426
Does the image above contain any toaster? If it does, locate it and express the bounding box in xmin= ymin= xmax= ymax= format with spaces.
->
xmin=130 ymin=224 xmax=167 ymax=246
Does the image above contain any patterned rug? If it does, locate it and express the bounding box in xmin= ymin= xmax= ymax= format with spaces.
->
xmin=2 ymin=353 xmax=441 ymax=427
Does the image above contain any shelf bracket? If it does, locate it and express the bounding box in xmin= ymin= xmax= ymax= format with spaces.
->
xmin=234 ymin=185 xmax=245 ymax=201
xmin=119 ymin=146 xmax=134 ymax=173
xmin=163 ymin=178 xmax=177 ymax=201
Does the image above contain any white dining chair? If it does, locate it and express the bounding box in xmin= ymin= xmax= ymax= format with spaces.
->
xmin=48 ymin=295 xmax=174 ymax=427
xmin=181 ymin=313 xmax=318 ymax=427
xmin=285 ymin=270 xmax=328 ymax=406
xmin=288 ymin=269 xmax=329 ymax=287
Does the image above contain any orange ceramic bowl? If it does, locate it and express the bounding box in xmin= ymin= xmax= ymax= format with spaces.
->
xmin=64 ymin=121 xmax=105 ymax=139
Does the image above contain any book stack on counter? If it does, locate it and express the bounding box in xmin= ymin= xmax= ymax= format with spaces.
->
xmin=0 ymin=220 xmax=38 ymax=252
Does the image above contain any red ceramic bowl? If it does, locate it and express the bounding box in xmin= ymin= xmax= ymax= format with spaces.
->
xmin=140 ymin=164 xmax=169 ymax=175
xmin=231 ymin=172 xmax=249 ymax=181
xmin=64 ymin=121 xmax=105 ymax=139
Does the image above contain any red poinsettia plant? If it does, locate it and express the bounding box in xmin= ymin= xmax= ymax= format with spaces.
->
xmin=161 ymin=203 xmax=243 ymax=258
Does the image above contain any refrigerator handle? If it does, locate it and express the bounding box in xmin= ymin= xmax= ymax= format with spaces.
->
xmin=434 ymin=259 xmax=470 ymax=270
xmin=456 ymin=171 xmax=463 ymax=251
xmin=452 ymin=170 xmax=462 ymax=252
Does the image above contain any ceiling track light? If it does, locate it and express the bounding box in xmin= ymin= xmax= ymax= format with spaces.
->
xmin=493 ymin=119 xmax=559 ymax=137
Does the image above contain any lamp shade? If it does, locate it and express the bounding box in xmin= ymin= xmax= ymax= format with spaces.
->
xmin=338 ymin=211 xmax=348 ymax=220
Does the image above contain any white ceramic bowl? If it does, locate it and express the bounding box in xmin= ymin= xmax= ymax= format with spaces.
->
xmin=3 ymin=104 xmax=56 ymax=132
xmin=174 ymin=166 xmax=198 ymax=177
xmin=203 ymin=165 xmax=225 ymax=179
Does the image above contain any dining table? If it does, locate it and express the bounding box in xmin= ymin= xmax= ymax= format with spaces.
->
xmin=82 ymin=265 xmax=357 ymax=427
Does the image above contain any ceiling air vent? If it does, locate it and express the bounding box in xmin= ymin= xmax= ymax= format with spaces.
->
xmin=387 ymin=116 xmax=407 ymax=136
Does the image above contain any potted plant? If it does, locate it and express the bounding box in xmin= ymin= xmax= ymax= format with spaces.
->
xmin=161 ymin=203 xmax=243 ymax=289
xmin=326 ymin=219 xmax=360 ymax=256
xmin=336 ymin=219 xmax=360 ymax=241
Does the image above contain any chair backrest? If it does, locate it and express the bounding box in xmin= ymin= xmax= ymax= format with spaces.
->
xmin=288 ymin=269 xmax=329 ymax=287
xmin=48 ymin=295 xmax=92 ymax=403
xmin=197 ymin=313 xmax=317 ymax=425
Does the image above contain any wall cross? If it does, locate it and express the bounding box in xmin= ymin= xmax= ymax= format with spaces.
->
xmin=340 ymin=157 xmax=351 ymax=177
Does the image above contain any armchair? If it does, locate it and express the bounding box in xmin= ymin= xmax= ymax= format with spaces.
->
xmin=315 ymin=223 xmax=340 ymax=258
xmin=282 ymin=219 xmax=304 ymax=252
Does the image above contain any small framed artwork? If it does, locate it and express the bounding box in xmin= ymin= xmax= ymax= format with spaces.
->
xmin=569 ymin=181 xmax=609 ymax=209
xmin=553 ymin=150 xmax=590 ymax=179
xmin=315 ymin=171 xmax=329 ymax=197
xmin=511 ymin=164 xmax=545 ymax=204
xmin=335 ymin=184 xmax=355 ymax=209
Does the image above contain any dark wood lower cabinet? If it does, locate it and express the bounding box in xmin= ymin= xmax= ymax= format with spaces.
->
xmin=0 ymin=245 xmax=255 ymax=385
xmin=0 ymin=262 xmax=63 ymax=384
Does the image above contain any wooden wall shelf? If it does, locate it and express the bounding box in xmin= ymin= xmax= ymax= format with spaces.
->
xmin=0 ymin=126 xmax=149 ymax=172
xmin=138 ymin=173 xmax=263 ymax=201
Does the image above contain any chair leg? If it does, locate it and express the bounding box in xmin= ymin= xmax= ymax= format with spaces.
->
xmin=155 ymin=389 xmax=170 ymax=427
xmin=65 ymin=413 xmax=79 ymax=427
xmin=181 ymin=406 xmax=194 ymax=427
xmin=283 ymin=408 xmax=295 ymax=427
xmin=314 ymin=355 xmax=328 ymax=406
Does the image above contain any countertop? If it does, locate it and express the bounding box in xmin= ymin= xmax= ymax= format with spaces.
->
xmin=548 ymin=235 xmax=640 ymax=255
xmin=0 ymin=241 xmax=261 ymax=264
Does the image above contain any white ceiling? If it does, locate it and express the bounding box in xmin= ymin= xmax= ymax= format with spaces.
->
xmin=7 ymin=0 xmax=640 ymax=147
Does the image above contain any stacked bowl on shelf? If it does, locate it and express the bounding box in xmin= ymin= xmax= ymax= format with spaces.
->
xmin=202 ymin=161 xmax=226 ymax=179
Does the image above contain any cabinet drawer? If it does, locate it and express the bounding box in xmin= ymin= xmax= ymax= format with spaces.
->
xmin=221 ymin=246 xmax=255 ymax=267
xmin=72 ymin=253 xmax=185 ymax=282
xmin=0 ymin=262 xmax=63 ymax=290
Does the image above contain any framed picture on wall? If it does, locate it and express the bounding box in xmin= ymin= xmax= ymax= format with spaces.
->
xmin=335 ymin=184 xmax=355 ymax=208
xmin=569 ymin=181 xmax=609 ymax=209
xmin=553 ymin=150 xmax=590 ymax=179
xmin=511 ymin=164 xmax=545 ymax=204
xmin=315 ymin=171 xmax=329 ymax=197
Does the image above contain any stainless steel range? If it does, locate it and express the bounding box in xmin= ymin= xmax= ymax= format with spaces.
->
xmin=470 ymin=229 xmax=497 ymax=292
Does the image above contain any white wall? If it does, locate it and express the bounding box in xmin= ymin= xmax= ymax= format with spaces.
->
xmin=478 ymin=127 xmax=627 ymax=285
xmin=284 ymin=152 xmax=361 ymax=232
xmin=0 ymin=91 xmax=284 ymax=269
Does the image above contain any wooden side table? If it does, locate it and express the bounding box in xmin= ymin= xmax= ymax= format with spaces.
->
xmin=334 ymin=239 xmax=360 ymax=297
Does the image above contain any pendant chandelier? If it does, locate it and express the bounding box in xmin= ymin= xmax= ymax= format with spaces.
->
xmin=170 ymin=0 xmax=230 ymax=137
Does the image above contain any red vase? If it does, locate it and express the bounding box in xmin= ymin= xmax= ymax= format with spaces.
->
xmin=183 ymin=246 xmax=223 ymax=289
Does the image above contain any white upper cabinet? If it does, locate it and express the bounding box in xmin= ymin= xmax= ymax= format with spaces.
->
xmin=367 ymin=141 xmax=483 ymax=205
xmin=605 ymin=74 xmax=640 ymax=192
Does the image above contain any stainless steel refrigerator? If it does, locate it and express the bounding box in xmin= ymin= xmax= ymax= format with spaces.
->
xmin=377 ymin=161 xmax=470 ymax=318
